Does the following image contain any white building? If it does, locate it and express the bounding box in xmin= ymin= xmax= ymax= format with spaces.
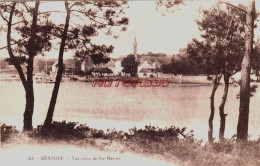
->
xmin=137 ymin=61 xmax=160 ymax=78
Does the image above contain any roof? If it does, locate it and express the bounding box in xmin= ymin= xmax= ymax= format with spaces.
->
xmin=139 ymin=61 xmax=154 ymax=68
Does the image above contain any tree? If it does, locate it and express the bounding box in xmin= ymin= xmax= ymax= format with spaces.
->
xmin=157 ymin=0 xmax=258 ymax=143
xmin=187 ymin=4 xmax=246 ymax=142
xmin=237 ymin=0 xmax=255 ymax=141
xmin=160 ymin=53 xmax=204 ymax=75
xmin=0 ymin=2 xmax=52 ymax=131
xmin=90 ymin=53 xmax=110 ymax=66
xmin=187 ymin=39 xmax=223 ymax=143
xmin=160 ymin=62 xmax=174 ymax=74
xmin=43 ymin=0 xmax=128 ymax=127
xmin=121 ymin=54 xmax=139 ymax=77
xmin=156 ymin=0 xmax=185 ymax=15
xmin=43 ymin=1 xmax=71 ymax=127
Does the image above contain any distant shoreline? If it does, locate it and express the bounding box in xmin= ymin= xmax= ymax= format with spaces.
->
xmin=0 ymin=75 xmax=214 ymax=85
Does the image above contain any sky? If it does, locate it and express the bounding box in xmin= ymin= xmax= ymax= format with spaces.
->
xmin=0 ymin=0 xmax=260 ymax=59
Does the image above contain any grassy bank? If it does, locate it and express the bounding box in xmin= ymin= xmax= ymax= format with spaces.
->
xmin=1 ymin=121 xmax=260 ymax=166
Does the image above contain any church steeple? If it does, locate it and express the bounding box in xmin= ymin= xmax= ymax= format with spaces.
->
xmin=133 ymin=32 xmax=137 ymax=60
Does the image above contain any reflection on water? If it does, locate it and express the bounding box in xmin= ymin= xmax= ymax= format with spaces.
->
xmin=0 ymin=80 xmax=260 ymax=141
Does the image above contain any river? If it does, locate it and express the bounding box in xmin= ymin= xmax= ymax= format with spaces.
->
xmin=0 ymin=80 xmax=260 ymax=141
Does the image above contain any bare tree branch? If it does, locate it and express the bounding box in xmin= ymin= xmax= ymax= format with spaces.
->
xmin=0 ymin=12 xmax=8 ymax=23
xmin=22 ymin=3 xmax=31 ymax=13
xmin=38 ymin=11 xmax=65 ymax=15
xmin=11 ymin=21 xmax=25 ymax=26
xmin=219 ymin=1 xmax=247 ymax=14
xmin=0 ymin=36 xmax=30 ymax=50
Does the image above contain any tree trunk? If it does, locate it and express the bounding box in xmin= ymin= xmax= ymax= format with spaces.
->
xmin=237 ymin=0 xmax=255 ymax=142
xmin=43 ymin=1 xmax=70 ymax=127
xmin=7 ymin=2 xmax=39 ymax=131
xmin=23 ymin=86 xmax=34 ymax=131
xmin=23 ymin=55 xmax=35 ymax=131
xmin=219 ymin=75 xmax=229 ymax=142
xmin=208 ymin=74 xmax=221 ymax=143
xmin=23 ymin=2 xmax=39 ymax=131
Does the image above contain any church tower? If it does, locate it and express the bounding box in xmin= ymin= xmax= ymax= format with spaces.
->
xmin=133 ymin=33 xmax=138 ymax=60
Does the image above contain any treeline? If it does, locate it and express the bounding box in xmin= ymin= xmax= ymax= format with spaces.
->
xmin=160 ymin=42 xmax=259 ymax=76
xmin=160 ymin=50 xmax=205 ymax=75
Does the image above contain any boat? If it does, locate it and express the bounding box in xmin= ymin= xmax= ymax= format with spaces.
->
xmin=77 ymin=76 xmax=88 ymax=82
xmin=34 ymin=73 xmax=56 ymax=83
xmin=69 ymin=75 xmax=78 ymax=81
xmin=34 ymin=58 xmax=57 ymax=83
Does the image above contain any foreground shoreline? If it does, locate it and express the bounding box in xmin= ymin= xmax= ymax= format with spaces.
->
xmin=1 ymin=121 xmax=260 ymax=166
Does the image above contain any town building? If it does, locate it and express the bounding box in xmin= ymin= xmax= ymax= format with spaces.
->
xmin=50 ymin=33 xmax=170 ymax=78
xmin=138 ymin=60 xmax=161 ymax=78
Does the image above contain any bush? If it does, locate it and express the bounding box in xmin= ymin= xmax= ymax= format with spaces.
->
xmin=1 ymin=124 xmax=19 ymax=142
xmin=2 ymin=121 xmax=260 ymax=166
xmin=34 ymin=121 xmax=90 ymax=141
xmin=127 ymin=125 xmax=194 ymax=141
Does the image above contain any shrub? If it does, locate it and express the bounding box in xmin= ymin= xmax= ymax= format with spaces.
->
xmin=127 ymin=125 xmax=194 ymax=141
xmin=1 ymin=124 xmax=19 ymax=142
xmin=2 ymin=121 xmax=260 ymax=166
xmin=34 ymin=121 xmax=90 ymax=140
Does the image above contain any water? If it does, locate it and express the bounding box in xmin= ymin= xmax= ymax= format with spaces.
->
xmin=1 ymin=80 xmax=260 ymax=141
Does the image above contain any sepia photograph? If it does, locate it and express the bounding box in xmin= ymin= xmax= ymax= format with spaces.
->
xmin=0 ymin=0 xmax=260 ymax=165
